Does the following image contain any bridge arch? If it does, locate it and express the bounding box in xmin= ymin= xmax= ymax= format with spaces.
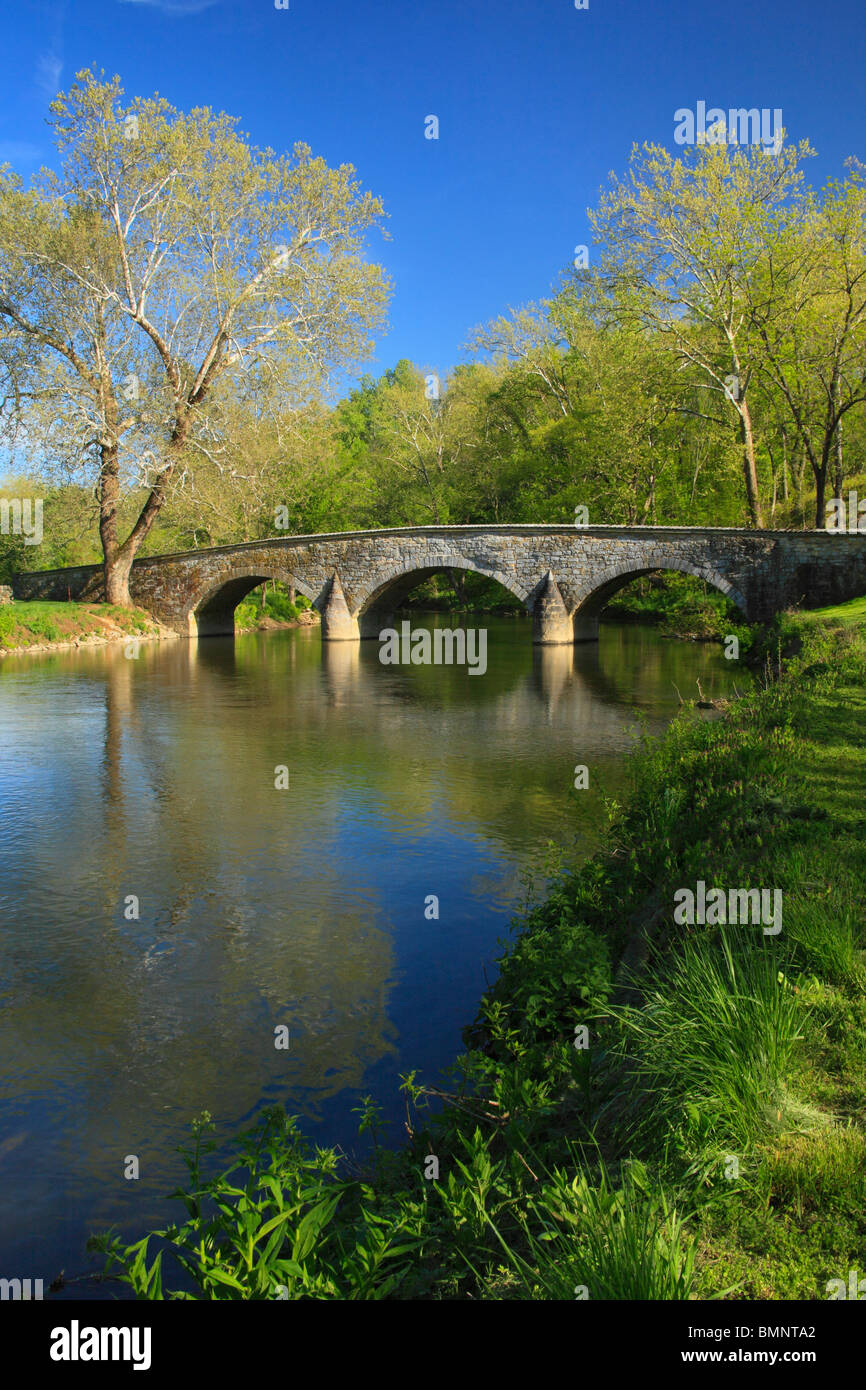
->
xmin=571 ymin=556 xmax=748 ymax=640
xmin=184 ymin=564 xmax=316 ymax=637
xmin=355 ymin=555 xmax=529 ymax=637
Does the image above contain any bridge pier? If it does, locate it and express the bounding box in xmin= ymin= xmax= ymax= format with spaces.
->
xmin=319 ymin=569 xmax=360 ymax=641
xmin=533 ymin=572 xmax=578 ymax=645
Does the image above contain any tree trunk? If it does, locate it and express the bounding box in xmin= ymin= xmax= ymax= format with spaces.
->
xmin=739 ymin=401 xmax=763 ymax=527
xmin=105 ymin=548 xmax=136 ymax=606
xmin=99 ymin=441 xmax=133 ymax=605
xmin=812 ymin=427 xmax=838 ymax=529
xmin=101 ymin=426 xmax=190 ymax=606
xmin=815 ymin=468 xmax=828 ymax=530
xmin=796 ymin=444 xmax=807 ymax=526
xmin=832 ymin=368 xmax=844 ymax=504
xmin=833 ymin=413 xmax=844 ymax=505
xmin=768 ymin=442 xmax=777 ymax=519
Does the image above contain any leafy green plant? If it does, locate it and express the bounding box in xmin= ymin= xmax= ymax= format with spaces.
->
xmin=89 ymin=1107 xmax=423 ymax=1300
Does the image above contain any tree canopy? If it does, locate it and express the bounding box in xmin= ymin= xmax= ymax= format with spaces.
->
xmin=0 ymin=70 xmax=390 ymax=599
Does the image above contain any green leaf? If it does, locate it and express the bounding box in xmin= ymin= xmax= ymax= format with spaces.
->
xmin=292 ymin=1193 xmax=341 ymax=1264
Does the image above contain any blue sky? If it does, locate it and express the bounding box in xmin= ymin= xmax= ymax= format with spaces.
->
xmin=2 ymin=0 xmax=864 ymax=390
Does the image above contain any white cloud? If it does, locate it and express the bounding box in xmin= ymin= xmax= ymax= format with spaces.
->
xmin=36 ymin=52 xmax=63 ymax=101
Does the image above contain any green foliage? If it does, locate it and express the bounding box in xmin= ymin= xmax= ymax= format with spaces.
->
xmin=487 ymin=886 xmax=614 ymax=1040
xmin=604 ymin=571 xmax=753 ymax=644
xmin=88 ymin=598 xmax=866 ymax=1300
xmin=609 ymin=933 xmax=807 ymax=1155
xmin=89 ymin=1108 xmax=425 ymax=1300
xmin=0 ymin=534 xmax=28 ymax=586
xmin=0 ymin=599 xmax=152 ymax=649
xmin=234 ymin=582 xmax=312 ymax=632
xmin=491 ymin=1161 xmax=698 ymax=1300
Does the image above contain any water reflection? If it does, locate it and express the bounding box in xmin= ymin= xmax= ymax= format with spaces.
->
xmin=0 ymin=616 xmax=747 ymax=1286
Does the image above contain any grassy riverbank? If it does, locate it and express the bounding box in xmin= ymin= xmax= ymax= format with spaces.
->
xmin=0 ymin=600 xmax=161 ymax=653
xmin=89 ymin=596 xmax=866 ymax=1300
xmin=0 ymin=589 xmax=319 ymax=651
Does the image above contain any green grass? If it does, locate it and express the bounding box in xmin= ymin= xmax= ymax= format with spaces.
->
xmin=0 ymin=600 xmax=154 ymax=650
xmin=607 ymin=932 xmax=810 ymax=1157
xmin=797 ymin=595 xmax=866 ymax=626
xmin=87 ymin=593 xmax=866 ymax=1300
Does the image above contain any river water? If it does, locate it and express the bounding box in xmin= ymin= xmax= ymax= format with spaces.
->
xmin=0 ymin=615 xmax=745 ymax=1293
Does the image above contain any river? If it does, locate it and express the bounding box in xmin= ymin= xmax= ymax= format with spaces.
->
xmin=0 ymin=614 xmax=746 ymax=1294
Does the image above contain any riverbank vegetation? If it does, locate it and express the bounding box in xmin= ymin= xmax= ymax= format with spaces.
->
xmin=0 ymin=583 xmax=318 ymax=650
xmin=234 ymin=583 xmax=317 ymax=633
xmin=0 ymin=599 xmax=157 ymax=652
xmin=88 ymin=595 xmax=866 ymax=1299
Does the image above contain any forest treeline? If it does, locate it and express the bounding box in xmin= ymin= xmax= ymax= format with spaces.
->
xmin=1 ymin=75 xmax=865 ymax=586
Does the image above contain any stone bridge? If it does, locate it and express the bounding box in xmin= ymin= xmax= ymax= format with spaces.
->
xmin=12 ymin=524 xmax=866 ymax=643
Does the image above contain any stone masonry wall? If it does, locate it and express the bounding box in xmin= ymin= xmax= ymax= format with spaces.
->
xmin=11 ymin=525 xmax=866 ymax=638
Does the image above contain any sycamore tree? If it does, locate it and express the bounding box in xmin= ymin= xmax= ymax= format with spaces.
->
xmin=0 ymin=71 xmax=390 ymax=603
xmin=587 ymin=133 xmax=814 ymax=526
xmin=468 ymin=302 xmax=576 ymax=417
xmin=140 ymin=353 xmax=344 ymax=548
